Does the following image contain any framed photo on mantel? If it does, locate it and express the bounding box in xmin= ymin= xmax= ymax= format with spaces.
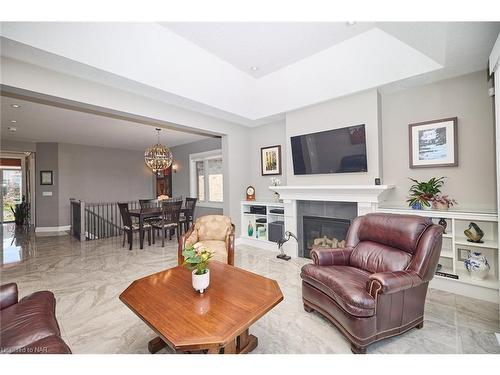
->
xmin=261 ymin=145 xmax=282 ymax=176
xmin=409 ymin=117 xmax=458 ymax=168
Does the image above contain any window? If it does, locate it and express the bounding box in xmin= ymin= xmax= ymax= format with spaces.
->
xmin=190 ymin=150 xmax=223 ymax=207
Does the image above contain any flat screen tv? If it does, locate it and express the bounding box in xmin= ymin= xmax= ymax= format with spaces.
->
xmin=291 ymin=125 xmax=368 ymax=175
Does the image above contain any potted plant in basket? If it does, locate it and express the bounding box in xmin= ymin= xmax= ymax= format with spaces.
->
xmin=182 ymin=243 xmax=214 ymax=294
xmin=406 ymin=177 xmax=445 ymax=209
xmin=431 ymin=194 xmax=457 ymax=211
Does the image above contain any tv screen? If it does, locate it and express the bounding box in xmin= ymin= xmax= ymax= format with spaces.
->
xmin=291 ymin=125 xmax=368 ymax=175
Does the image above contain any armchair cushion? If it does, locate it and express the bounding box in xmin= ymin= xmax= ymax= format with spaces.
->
xmin=195 ymin=215 xmax=232 ymax=242
xmin=350 ymin=241 xmax=412 ymax=274
xmin=301 ymin=264 xmax=375 ymax=317
xmin=368 ymin=270 xmax=423 ymax=295
xmin=196 ymin=240 xmax=228 ymax=263
xmin=310 ymin=247 xmax=353 ymax=267
xmin=0 ymin=283 xmax=18 ymax=310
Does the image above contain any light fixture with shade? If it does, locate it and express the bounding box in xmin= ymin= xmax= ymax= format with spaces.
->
xmin=144 ymin=128 xmax=173 ymax=174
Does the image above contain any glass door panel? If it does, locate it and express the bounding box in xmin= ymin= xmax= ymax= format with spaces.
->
xmin=2 ymin=169 xmax=22 ymax=222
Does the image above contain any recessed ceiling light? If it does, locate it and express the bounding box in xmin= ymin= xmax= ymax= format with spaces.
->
xmin=11 ymin=104 xmax=21 ymax=108
xmin=346 ymin=21 xmax=357 ymax=26
xmin=8 ymin=127 xmax=17 ymax=132
xmin=250 ymin=66 xmax=259 ymax=71
xmin=10 ymin=120 xmax=17 ymax=123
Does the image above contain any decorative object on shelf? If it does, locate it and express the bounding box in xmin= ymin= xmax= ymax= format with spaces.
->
xmin=431 ymin=194 xmax=457 ymax=211
xmin=409 ymin=117 xmax=458 ymax=168
xmin=464 ymin=222 xmax=484 ymax=243
xmin=182 ymin=243 xmax=214 ymax=294
xmin=270 ymin=177 xmax=282 ymax=202
xmin=144 ymin=128 xmax=173 ymax=174
xmin=374 ymin=177 xmax=381 ymax=185
xmin=157 ymin=194 xmax=169 ymax=201
xmin=261 ymin=145 xmax=282 ymax=176
xmin=464 ymin=251 xmax=490 ymax=280
xmin=246 ymin=186 xmax=255 ymax=201
xmin=40 ymin=170 xmax=53 ymax=185
xmin=257 ymin=226 xmax=266 ymax=238
xmin=276 ymin=231 xmax=297 ymax=261
xmin=247 ymin=220 xmax=254 ymax=237
xmin=406 ymin=177 xmax=445 ymax=209
xmin=435 ymin=271 xmax=459 ymax=279
xmin=436 ymin=263 xmax=443 ymax=271
xmin=438 ymin=218 xmax=448 ymax=233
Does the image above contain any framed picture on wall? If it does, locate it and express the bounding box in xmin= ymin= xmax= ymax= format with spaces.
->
xmin=409 ymin=117 xmax=458 ymax=168
xmin=261 ymin=145 xmax=282 ymax=176
xmin=40 ymin=170 xmax=53 ymax=185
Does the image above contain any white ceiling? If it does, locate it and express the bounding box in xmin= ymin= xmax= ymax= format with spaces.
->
xmin=1 ymin=22 xmax=499 ymax=126
xmin=161 ymin=22 xmax=376 ymax=78
xmin=0 ymin=96 xmax=212 ymax=151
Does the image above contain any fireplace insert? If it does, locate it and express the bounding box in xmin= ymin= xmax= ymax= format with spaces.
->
xmin=301 ymin=216 xmax=351 ymax=258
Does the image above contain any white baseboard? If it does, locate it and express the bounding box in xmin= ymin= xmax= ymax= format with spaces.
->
xmin=35 ymin=225 xmax=71 ymax=233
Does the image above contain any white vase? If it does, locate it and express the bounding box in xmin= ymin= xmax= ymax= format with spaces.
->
xmin=464 ymin=252 xmax=490 ymax=280
xmin=192 ymin=269 xmax=210 ymax=293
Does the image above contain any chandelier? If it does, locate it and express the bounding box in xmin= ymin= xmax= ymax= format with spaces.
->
xmin=144 ymin=128 xmax=173 ymax=174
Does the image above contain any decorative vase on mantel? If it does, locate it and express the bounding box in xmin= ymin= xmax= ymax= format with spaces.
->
xmin=432 ymin=202 xmax=449 ymax=211
xmin=192 ymin=269 xmax=210 ymax=294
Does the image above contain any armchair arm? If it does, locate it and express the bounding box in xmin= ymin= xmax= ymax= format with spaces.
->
xmin=367 ymin=270 xmax=423 ymax=297
xmin=0 ymin=283 xmax=18 ymax=310
xmin=225 ymin=224 xmax=235 ymax=266
xmin=177 ymin=226 xmax=198 ymax=266
xmin=310 ymin=247 xmax=354 ymax=266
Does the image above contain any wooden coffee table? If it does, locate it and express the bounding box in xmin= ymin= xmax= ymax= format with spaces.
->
xmin=119 ymin=261 xmax=283 ymax=354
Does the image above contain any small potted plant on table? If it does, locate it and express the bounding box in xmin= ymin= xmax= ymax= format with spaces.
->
xmin=431 ymin=194 xmax=457 ymax=211
xmin=182 ymin=243 xmax=214 ymax=294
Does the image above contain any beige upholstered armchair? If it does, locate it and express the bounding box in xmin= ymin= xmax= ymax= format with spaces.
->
xmin=178 ymin=215 xmax=235 ymax=266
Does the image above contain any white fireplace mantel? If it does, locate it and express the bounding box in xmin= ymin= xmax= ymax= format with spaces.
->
xmin=265 ymin=184 xmax=395 ymax=258
xmin=269 ymin=185 xmax=395 ymax=203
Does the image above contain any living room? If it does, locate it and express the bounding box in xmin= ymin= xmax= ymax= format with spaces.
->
xmin=1 ymin=1 xmax=500 ymax=374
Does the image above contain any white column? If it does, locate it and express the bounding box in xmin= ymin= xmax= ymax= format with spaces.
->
xmin=283 ymin=199 xmax=298 ymax=257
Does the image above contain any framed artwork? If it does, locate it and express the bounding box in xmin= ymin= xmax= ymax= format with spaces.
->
xmin=409 ymin=117 xmax=458 ymax=168
xmin=40 ymin=170 xmax=53 ymax=185
xmin=261 ymin=145 xmax=282 ymax=176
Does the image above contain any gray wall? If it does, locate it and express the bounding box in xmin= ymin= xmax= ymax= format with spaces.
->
xmin=1 ymin=140 xmax=37 ymax=152
xmin=170 ymin=137 xmax=223 ymax=218
xmin=249 ymin=120 xmax=287 ymax=200
xmin=381 ymin=70 xmax=496 ymax=209
xmin=35 ymin=142 xmax=59 ymax=227
xmin=58 ymin=143 xmax=153 ymax=226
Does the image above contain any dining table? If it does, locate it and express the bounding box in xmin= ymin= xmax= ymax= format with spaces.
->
xmin=128 ymin=206 xmax=190 ymax=249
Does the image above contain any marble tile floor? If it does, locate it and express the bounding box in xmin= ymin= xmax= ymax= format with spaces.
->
xmin=1 ymin=223 xmax=499 ymax=354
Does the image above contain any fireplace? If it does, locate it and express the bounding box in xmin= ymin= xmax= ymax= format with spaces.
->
xmin=296 ymin=200 xmax=357 ymax=258
xmin=302 ymin=216 xmax=351 ymax=258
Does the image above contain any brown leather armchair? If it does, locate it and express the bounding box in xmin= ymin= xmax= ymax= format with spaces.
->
xmin=178 ymin=215 xmax=235 ymax=266
xmin=0 ymin=283 xmax=71 ymax=354
xmin=300 ymin=213 xmax=443 ymax=354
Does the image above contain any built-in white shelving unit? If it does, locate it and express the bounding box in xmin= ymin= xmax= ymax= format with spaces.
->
xmin=377 ymin=206 xmax=499 ymax=303
xmin=238 ymin=200 xmax=285 ymax=251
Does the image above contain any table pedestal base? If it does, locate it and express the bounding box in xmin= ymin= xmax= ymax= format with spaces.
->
xmin=148 ymin=329 xmax=258 ymax=354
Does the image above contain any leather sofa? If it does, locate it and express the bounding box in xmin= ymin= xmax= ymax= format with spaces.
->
xmin=178 ymin=215 xmax=235 ymax=266
xmin=0 ymin=283 xmax=71 ymax=354
xmin=301 ymin=213 xmax=443 ymax=353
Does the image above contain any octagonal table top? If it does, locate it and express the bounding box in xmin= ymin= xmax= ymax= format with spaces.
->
xmin=119 ymin=261 xmax=283 ymax=351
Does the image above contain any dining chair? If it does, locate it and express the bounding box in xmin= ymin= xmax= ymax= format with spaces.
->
xmin=139 ymin=198 xmax=159 ymax=209
xmin=179 ymin=197 xmax=197 ymax=233
xmin=118 ymin=202 xmax=152 ymax=250
xmin=151 ymin=200 xmax=183 ymax=247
